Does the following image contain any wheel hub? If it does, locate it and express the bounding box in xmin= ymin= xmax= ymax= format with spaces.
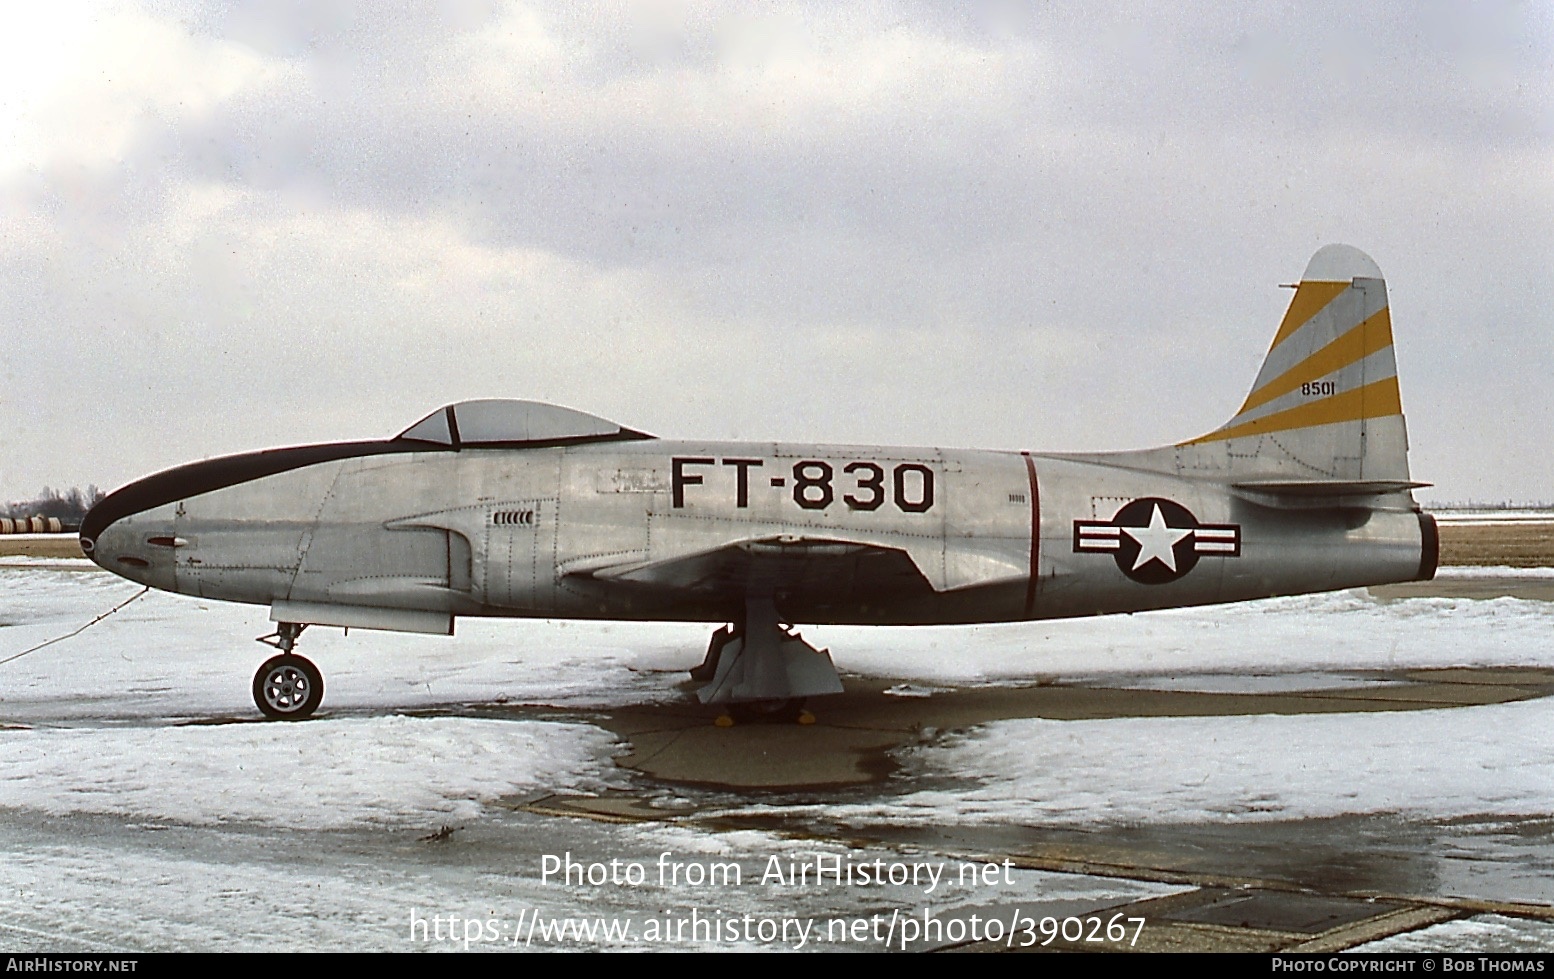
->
xmin=263 ymin=665 xmax=311 ymax=712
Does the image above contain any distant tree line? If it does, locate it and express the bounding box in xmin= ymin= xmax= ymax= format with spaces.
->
xmin=2 ymin=486 xmax=105 ymax=527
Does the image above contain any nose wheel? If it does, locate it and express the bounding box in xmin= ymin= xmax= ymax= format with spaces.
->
xmin=253 ymin=654 xmax=323 ymax=719
xmin=253 ymin=622 xmax=323 ymax=719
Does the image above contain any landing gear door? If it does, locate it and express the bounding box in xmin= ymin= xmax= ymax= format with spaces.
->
xmin=484 ymin=499 xmax=558 ymax=610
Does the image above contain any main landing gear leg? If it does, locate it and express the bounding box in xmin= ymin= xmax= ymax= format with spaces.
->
xmin=695 ymin=598 xmax=841 ymax=725
xmin=253 ymin=622 xmax=324 ymax=720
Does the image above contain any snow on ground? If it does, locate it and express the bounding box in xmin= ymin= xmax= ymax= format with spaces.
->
xmin=2 ymin=567 xmax=1551 ymax=951
xmin=0 ymin=569 xmax=709 ymax=721
xmin=788 ymin=582 xmax=1554 ymax=830
xmin=1436 ymin=565 xmax=1554 ymax=578
xmin=2 ymin=568 xmax=1553 ymax=834
xmin=1356 ymin=914 xmax=1554 ymax=953
xmin=813 ymin=587 xmax=1554 ymax=685
xmin=0 ymin=557 xmax=97 ymax=568
xmin=0 ymin=818 xmax=1184 ymax=952
xmin=803 ymin=698 xmax=1554 ymax=828
xmin=0 ymin=715 xmax=624 ymax=830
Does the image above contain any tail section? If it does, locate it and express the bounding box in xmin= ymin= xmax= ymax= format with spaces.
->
xmin=1060 ymin=243 xmax=1436 ymax=590
xmin=1176 ymin=244 xmax=1418 ymax=489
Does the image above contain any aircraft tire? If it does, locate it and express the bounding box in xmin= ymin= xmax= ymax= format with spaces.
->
xmin=253 ymin=654 xmax=324 ymax=720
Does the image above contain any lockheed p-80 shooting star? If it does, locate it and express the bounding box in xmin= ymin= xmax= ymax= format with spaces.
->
xmin=82 ymin=245 xmax=1436 ymax=720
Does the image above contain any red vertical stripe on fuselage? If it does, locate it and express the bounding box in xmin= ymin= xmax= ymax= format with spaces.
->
xmin=1021 ymin=451 xmax=1040 ymax=617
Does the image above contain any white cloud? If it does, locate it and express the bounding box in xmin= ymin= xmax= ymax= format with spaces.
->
xmin=438 ymin=3 xmax=1021 ymax=147
xmin=0 ymin=3 xmax=294 ymax=177
xmin=0 ymin=1 xmax=1549 ymax=501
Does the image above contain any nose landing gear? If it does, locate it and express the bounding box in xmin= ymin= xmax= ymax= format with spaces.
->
xmin=253 ymin=622 xmax=323 ymax=720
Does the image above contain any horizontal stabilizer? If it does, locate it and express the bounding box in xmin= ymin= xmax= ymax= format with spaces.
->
xmin=1231 ymin=479 xmax=1431 ymax=497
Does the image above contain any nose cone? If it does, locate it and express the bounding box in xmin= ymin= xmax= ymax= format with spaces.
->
xmin=80 ymin=477 xmax=185 ymax=588
xmin=80 ymin=494 xmax=177 ymax=587
xmin=78 ymin=512 xmax=118 ymax=573
xmin=80 ymin=487 xmax=125 ymax=564
xmin=79 ymin=495 xmax=123 ymax=573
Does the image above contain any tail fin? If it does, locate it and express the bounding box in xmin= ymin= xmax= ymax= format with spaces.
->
xmin=1177 ymin=244 xmax=1419 ymax=490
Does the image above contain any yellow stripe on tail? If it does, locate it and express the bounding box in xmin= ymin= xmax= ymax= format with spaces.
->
xmin=1186 ymin=244 xmax=1403 ymax=454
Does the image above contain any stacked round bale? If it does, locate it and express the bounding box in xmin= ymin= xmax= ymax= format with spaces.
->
xmin=0 ymin=516 xmax=65 ymax=533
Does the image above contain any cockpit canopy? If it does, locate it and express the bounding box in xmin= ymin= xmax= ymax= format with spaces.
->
xmin=397 ymin=399 xmax=653 ymax=448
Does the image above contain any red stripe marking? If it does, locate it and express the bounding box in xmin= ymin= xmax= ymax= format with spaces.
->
xmin=1021 ymin=451 xmax=1040 ymax=617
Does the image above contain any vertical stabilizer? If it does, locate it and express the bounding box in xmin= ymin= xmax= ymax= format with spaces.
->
xmin=1176 ymin=244 xmax=1412 ymax=484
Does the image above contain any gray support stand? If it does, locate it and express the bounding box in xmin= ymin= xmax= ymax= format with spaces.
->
xmin=695 ymin=597 xmax=843 ymax=704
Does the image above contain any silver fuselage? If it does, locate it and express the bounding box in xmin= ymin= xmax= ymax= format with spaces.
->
xmin=86 ymin=437 xmax=1433 ymax=628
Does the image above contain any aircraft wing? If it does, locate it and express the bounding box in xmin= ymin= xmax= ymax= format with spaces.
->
xmin=577 ymin=535 xmax=935 ymax=602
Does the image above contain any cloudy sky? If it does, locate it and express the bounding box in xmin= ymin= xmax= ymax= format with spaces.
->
xmin=2 ymin=1 xmax=1549 ymax=504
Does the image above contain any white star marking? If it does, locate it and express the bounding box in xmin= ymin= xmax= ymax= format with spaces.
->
xmin=1122 ymin=504 xmax=1193 ymax=572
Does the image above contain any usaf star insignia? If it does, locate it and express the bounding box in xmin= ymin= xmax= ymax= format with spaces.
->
xmin=1073 ymin=497 xmax=1241 ymax=584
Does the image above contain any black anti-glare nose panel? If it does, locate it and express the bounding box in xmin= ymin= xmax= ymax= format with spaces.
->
xmin=78 ymin=440 xmax=429 ymax=544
